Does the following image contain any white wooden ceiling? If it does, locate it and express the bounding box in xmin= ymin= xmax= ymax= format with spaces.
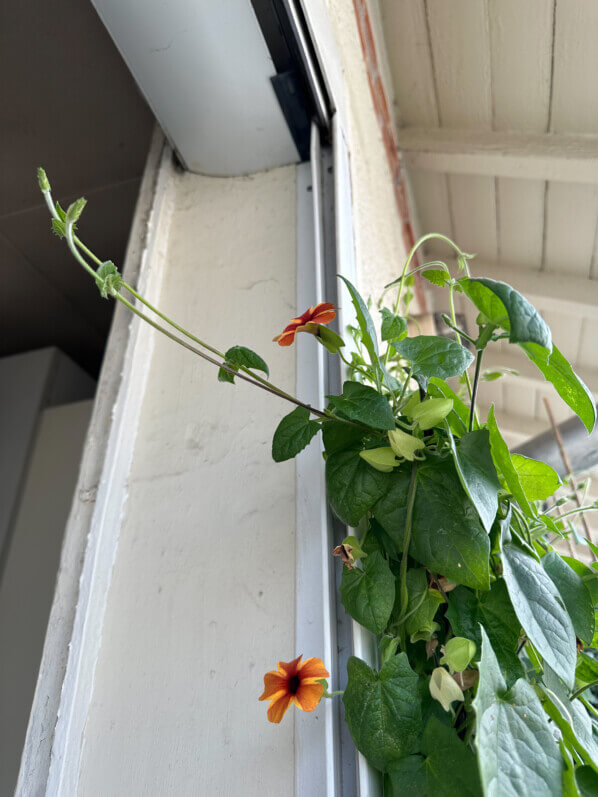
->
xmin=380 ymin=0 xmax=598 ymax=434
xmin=379 ymin=0 xmax=598 ymax=535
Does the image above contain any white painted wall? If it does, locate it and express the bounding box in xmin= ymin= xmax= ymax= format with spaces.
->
xmin=0 ymin=400 xmax=92 ymax=796
xmin=76 ymin=166 xmax=298 ymax=796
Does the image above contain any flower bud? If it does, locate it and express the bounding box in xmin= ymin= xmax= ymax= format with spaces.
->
xmin=410 ymin=398 xmax=453 ymax=429
xmin=429 ymin=666 xmax=464 ymax=712
xmin=37 ymin=167 xmax=50 ymax=193
xmin=359 ymin=447 xmax=399 ymax=473
xmin=440 ymin=637 xmax=476 ymax=673
xmin=388 ymin=429 xmax=425 ymax=461
xmin=65 ymin=197 xmax=87 ymax=225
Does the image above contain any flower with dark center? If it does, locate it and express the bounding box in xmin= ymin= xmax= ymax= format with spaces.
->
xmin=259 ymin=654 xmax=329 ymax=723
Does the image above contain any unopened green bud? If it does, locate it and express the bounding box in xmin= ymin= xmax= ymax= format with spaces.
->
xmin=410 ymin=621 xmax=440 ymax=644
xmin=359 ymin=446 xmax=399 ymax=473
xmin=37 ymin=167 xmax=51 ymax=193
xmin=388 ymin=428 xmax=425 ymax=461
xmin=95 ymin=260 xmax=122 ymax=299
xmin=410 ymin=398 xmax=453 ymax=429
xmin=429 ymin=666 xmax=464 ymax=712
xmin=65 ymin=197 xmax=87 ymax=225
xmin=440 ymin=637 xmax=476 ymax=673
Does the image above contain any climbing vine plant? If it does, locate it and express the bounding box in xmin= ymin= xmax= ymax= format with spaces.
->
xmin=39 ymin=168 xmax=598 ymax=795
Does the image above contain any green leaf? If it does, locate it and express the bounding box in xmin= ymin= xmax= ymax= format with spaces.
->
xmin=421 ymin=718 xmax=482 ymax=796
xmin=511 ymin=454 xmax=562 ymax=502
xmin=487 ymin=406 xmax=534 ymax=516
xmin=561 ymin=556 xmax=598 ymax=604
xmin=321 ymin=420 xmax=364 ymax=454
xmin=473 ymin=629 xmax=563 ymax=796
xmin=502 ymin=542 xmax=577 ymax=688
xmin=387 ymin=720 xmax=483 ymax=797
xmin=446 ymin=581 xmax=524 ymax=685
xmin=392 ymin=336 xmax=474 ymax=390
xmin=576 ymin=766 xmax=598 ymax=796
xmin=343 ymin=653 xmax=422 ymax=772
xmin=380 ymin=308 xmax=408 ymax=342
xmin=422 ymin=268 xmax=451 ymax=287
xmin=460 ymin=277 xmax=552 ymax=350
xmin=447 ymin=428 xmax=500 ymax=533
xmin=340 ymin=551 xmax=395 ymax=634
xmin=373 ymin=469 xmax=411 ymax=549
xmin=338 ymin=276 xmax=381 ymax=387
xmin=541 ymin=665 xmax=598 ymax=768
xmin=409 ymin=457 xmax=491 ymax=590
xmin=218 ymin=345 xmax=269 ymax=384
xmin=427 ymin=377 xmax=469 ymax=435
xmin=404 ymin=569 xmax=445 ymax=642
xmin=520 ymin=342 xmax=597 ymax=433
xmin=576 ymin=652 xmax=598 ymax=684
xmin=386 ymin=756 xmax=427 ymax=796
xmin=440 ymin=637 xmax=476 ymax=673
xmin=326 ymin=449 xmax=391 ymax=526
xmin=271 ymin=407 xmax=320 ymax=462
xmin=328 ymin=381 xmax=395 ymax=430
xmin=542 ymin=551 xmax=595 ymax=646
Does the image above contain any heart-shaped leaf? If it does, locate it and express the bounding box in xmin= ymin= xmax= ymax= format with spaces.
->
xmin=447 ymin=428 xmax=500 ymax=533
xmin=460 ymin=277 xmax=551 ymax=350
xmin=392 ymin=336 xmax=474 ymax=390
xmin=343 ymin=654 xmax=422 ymax=772
xmin=326 ymin=449 xmax=391 ymax=526
xmin=218 ymin=345 xmax=269 ymax=383
xmin=502 ymin=543 xmax=577 ymax=688
xmin=473 ymin=630 xmax=562 ymax=796
xmin=542 ymin=551 xmax=595 ymax=646
xmin=340 ymin=551 xmax=395 ymax=633
xmin=510 ymin=454 xmax=561 ymax=502
xmin=272 ymin=407 xmax=320 ymax=462
xmin=328 ymin=381 xmax=395 ymax=430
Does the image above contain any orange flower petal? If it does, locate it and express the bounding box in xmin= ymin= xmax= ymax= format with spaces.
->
xmin=294 ymin=681 xmax=324 ymax=713
xmin=278 ymin=655 xmax=302 ymax=677
xmin=267 ymin=692 xmax=294 ymax=723
xmin=259 ymin=671 xmax=288 ymax=701
xmin=274 ymin=330 xmax=296 ymax=346
xmin=311 ymin=310 xmax=336 ymax=325
xmin=297 ymin=657 xmax=330 ymax=680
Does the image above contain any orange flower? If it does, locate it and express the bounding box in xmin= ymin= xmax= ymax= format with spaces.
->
xmin=273 ymin=303 xmax=336 ymax=347
xmin=259 ymin=654 xmax=330 ymax=723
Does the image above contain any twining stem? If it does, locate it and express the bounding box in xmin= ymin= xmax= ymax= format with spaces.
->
xmin=395 ymin=367 xmax=412 ymax=411
xmin=469 ymin=351 xmax=483 ymax=432
xmin=45 ymin=185 xmax=366 ymax=430
xmin=397 ymin=461 xmax=418 ymax=647
xmin=114 ymin=291 xmax=335 ymax=420
xmin=571 ymin=680 xmax=598 ymax=702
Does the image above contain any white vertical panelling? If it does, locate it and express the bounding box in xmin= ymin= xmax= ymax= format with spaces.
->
xmin=381 ymin=0 xmax=438 ymax=126
xmin=543 ymin=182 xmax=598 ymax=277
xmin=503 ymin=381 xmax=537 ymax=419
xmin=577 ymin=318 xmax=598 ymax=370
xmin=425 ymin=0 xmax=492 ymax=129
xmin=496 ymin=178 xmax=544 ymax=268
xmin=488 ymin=0 xmax=553 ymax=132
xmin=448 ymin=175 xmax=498 ymax=259
xmin=550 ymin=0 xmax=598 ymax=133
xmin=542 ymin=309 xmax=583 ymax=363
xmin=407 ymin=170 xmax=453 ymax=256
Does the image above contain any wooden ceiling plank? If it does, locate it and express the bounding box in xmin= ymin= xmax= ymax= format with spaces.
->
xmin=448 ymin=174 xmax=498 ymax=260
xmin=543 ymin=182 xmax=598 ymax=277
xmin=488 ymin=0 xmax=554 ymax=133
xmin=425 ymin=0 xmax=492 ymax=129
xmin=496 ymin=177 xmax=545 ymax=268
xmin=380 ymin=0 xmax=438 ymax=127
xmin=398 ymin=128 xmax=598 ymax=184
xmin=550 ymin=0 xmax=598 ymax=134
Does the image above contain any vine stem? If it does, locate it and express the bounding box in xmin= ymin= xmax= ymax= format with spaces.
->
xmin=58 ymin=208 xmax=367 ymax=427
xmin=398 ymin=461 xmax=418 ymax=647
xmin=571 ymin=680 xmax=598 ymax=702
xmin=469 ymin=351 xmax=483 ymax=432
